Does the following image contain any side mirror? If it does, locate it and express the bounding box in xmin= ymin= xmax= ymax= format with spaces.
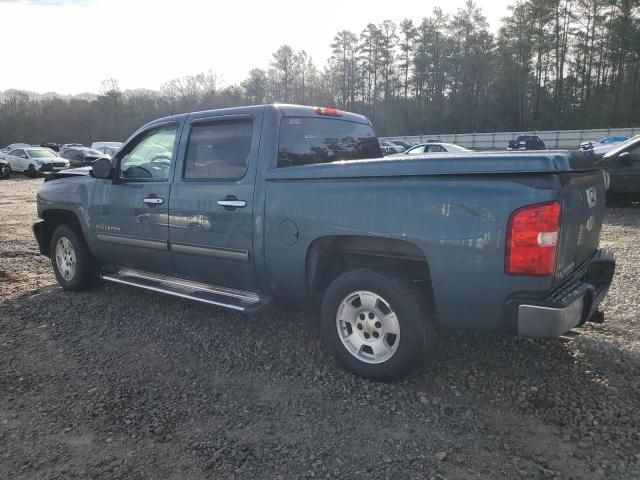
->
xmin=91 ymin=157 xmax=113 ymax=179
xmin=618 ymin=151 xmax=631 ymax=164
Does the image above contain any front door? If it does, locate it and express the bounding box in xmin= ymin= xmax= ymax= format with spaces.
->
xmin=90 ymin=122 xmax=179 ymax=274
xmin=169 ymin=112 xmax=261 ymax=291
xmin=609 ymin=142 xmax=640 ymax=194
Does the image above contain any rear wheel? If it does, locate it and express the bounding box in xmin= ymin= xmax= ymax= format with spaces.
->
xmin=50 ymin=224 xmax=100 ymax=290
xmin=321 ymin=269 xmax=434 ymax=381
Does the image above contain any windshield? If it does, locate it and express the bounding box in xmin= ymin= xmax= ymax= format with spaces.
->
xmin=85 ymin=149 xmax=104 ymax=156
xmin=27 ymin=149 xmax=57 ymax=158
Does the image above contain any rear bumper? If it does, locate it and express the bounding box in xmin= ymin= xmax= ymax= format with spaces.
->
xmin=506 ymin=249 xmax=615 ymax=338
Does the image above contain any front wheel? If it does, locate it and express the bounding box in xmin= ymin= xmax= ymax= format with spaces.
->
xmin=25 ymin=164 xmax=39 ymax=178
xmin=50 ymin=224 xmax=99 ymax=290
xmin=321 ymin=269 xmax=434 ymax=381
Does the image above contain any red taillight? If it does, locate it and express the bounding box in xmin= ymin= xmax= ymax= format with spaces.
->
xmin=506 ymin=202 xmax=561 ymax=276
xmin=313 ymin=106 xmax=342 ymax=117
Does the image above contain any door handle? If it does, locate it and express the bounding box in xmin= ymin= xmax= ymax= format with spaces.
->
xmin=143 ymin=197 xmax=164 ymax=205
xmin=217 ymin=198 xmax=247 ymax=208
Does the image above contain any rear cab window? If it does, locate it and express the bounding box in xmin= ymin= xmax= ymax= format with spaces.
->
xmin=277 ymin=117 xmax=382 ymax=168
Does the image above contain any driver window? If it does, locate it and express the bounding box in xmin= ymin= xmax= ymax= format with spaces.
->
xmin=119 ymin=124 xmax=178 ymax=181
xmin=407 ymin=146 xmax=425 ymax=155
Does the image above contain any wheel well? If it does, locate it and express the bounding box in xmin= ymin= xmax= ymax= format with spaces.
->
xmin=38 ymin=210 xmax=83 ymax=256
xmin=307 ymin=235 xmax=435 ymax=313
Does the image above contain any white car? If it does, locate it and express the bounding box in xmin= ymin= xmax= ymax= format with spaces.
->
xmin=0 ymin=143 xmax=30 ymax=159
xmin=91 ymin=141 xmax=122 ymax=157
xmin=379 ymin=140 xmax=405 ymax=155
xmin=3 ymin=147 xmax=70 ymax=177
xmin=388 ymin=142 xmax=471 ymax=157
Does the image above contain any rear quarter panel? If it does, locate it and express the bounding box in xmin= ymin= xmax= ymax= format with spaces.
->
xmin=263 ymin=174 xmax=559 ymax=333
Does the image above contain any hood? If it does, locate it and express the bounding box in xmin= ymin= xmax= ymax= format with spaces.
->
xmin=44 ymin=166 xmax=92 ymax=182
xmin=34 ymin=156 xmax=67 ymax=163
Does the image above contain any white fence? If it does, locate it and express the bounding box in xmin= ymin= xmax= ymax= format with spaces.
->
xmin=382 ymin=127 xmax=640 ymax=150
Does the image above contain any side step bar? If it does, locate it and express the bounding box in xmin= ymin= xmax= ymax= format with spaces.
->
xmin=101 ymin=268 xmax=271 ymax=313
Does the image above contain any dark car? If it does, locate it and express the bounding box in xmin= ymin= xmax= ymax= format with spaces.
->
xmin=41 ymin=143 xmax=61 ymax=152
xmin=508 ymin=135 xmax=546 ymax=151
xmin=601 ymin=135 xmax=640 ymax=197
xmin=61 ymin=147 xmax=109 ymax=167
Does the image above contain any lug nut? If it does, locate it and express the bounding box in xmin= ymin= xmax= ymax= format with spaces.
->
xmin=357 ymin=323 xmax=363 ymax=330
xmin=375 ymin=321 xmax=381 ymax=328
xmin=359 ymin=313 xmax=365 ymax=320
xmin=368 ymin=313 xmax=375 ymax=319
xmin=364 ymin=332 xmax=370 ymax=339
xmin=373 ymin=332 xmax=379 ymax=338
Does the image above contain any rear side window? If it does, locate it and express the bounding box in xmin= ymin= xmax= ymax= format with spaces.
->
xmin=277 ymin=117 xmax=382 ymax=168
xmin=184 ymin=118 xmax=253 ymax=180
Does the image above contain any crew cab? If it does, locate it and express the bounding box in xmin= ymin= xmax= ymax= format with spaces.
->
xmin=33 ymin=105 xmax=615 ymax=380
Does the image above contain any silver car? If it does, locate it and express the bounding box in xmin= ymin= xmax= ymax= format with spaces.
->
xmin=3 ymin=147 xmax=70 ymax=177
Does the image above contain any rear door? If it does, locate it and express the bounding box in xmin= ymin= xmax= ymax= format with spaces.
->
xmin=168 ymin=111 xmax=263 ymax=291
xmin=7 ymin=149 xmax=26 ymax=171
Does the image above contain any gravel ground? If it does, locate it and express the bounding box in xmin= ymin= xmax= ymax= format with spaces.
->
xmin=1 ymin=176 xmax=639 ymax=480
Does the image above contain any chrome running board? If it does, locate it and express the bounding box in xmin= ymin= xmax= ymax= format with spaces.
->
xmin=101 ymin=268 xmax=270 ymax=313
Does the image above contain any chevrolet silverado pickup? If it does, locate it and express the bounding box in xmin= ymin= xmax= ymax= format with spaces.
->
xmin=33 ymin=105 xmax=615 ymax=380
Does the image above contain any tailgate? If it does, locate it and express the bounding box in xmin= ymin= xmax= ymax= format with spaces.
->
xmin=555 ymin=170 xmax=606 ymax=284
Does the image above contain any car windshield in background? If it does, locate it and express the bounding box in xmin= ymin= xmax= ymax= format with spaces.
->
xmin=278 ymin=117 xmax=382 ymax=167
xmin=446 ymin=144 xmax=470 ymax=152
xmin=27 ymin=149 xmax=56 ymax=158
xmin=86 ymin=149 xmax=104 ymax=156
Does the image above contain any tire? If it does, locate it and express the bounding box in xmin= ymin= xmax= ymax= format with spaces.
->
xmin=25 ymin=164 xmax=38 ymax=178
xmin=321 ymin=269 xmax=434 ymax=381
xmin=50 ymin=224 xmax=100 ymax=291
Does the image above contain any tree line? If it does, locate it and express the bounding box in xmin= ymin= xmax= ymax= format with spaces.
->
xmin=1 ymin=0 xmax=638 ymax=146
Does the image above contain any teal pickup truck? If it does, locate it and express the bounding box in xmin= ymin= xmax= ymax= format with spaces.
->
xmin=33 ymin=105 xmax=615 ymax=380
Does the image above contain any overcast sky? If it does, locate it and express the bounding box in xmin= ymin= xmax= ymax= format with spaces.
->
xmin=1 ymin=0 xmax=513 ymax=95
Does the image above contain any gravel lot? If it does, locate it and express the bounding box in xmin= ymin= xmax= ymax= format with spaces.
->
xmin=1 ymin=176 xmax=639 ymax=479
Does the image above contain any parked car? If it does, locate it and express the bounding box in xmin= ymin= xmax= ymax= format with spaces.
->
xmin=34 ymin=104 xmax=615 ymax=381
xmin=41 ymin=143 xmax=61 ymax=152
xmin=90 ymin=141 xmax=122 ymax=157
xmin=600 ymin=135 xmax=640 ymax=196
xmin=387 ymin=140 xmax=412 ymax=151
xmin=0 ymin=143 xmax=30 ymax=159
xmin=507 ymin=135 xmax=546 ymax=151
xmin=580 ymin=136 xmax=630 ymax=155
xmin=61 ymin=147 xmax=110 ymax=167
xmin=388 ymin=142 xmax=471 ymax=157
xmin=0 ymin=156 xmax=10 ymax=180
xmin=95 ymin=145 xmax=120 ymax=157
xmin=379 ymin=140 xmax=405 ymax=155
xmin=3 ymin=146 xmax=69 ymax=177
xmin=59 ymin=143 xmax=84 ymax=155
